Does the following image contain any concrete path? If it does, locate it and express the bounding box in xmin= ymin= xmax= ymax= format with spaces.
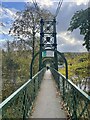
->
xmin=31 ymin=70 xmax=67 ymax=118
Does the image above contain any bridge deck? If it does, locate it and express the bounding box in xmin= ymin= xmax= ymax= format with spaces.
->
xmin=31 ymin=70 xmax=67 ymax=118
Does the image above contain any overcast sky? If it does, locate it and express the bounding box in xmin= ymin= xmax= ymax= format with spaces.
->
xmin=0 ymin=0 xmax=89 ymax=52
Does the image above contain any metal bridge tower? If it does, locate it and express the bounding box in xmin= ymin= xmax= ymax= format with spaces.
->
xmin=39 ymin=18 xmax=58 ymax=71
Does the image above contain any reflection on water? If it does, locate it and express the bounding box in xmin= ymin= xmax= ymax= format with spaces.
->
xmin=70 ymin=75 xmax=90 ymax=93
xmin=76 ymin=77 xmax=90 ymax=92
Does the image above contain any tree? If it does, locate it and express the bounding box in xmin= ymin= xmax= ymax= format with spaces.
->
xmin=68 ymin=7 xmax=90 ymax=51
xmin=9 ymin=3 xmax=53 ymax=57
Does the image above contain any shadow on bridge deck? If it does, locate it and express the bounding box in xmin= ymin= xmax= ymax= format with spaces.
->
xmin=31 ymin=70 xmax=67 ymax=118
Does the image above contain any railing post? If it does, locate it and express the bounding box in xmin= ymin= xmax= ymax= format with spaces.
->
xmin=62 ymin=77 xmax=65 ymax=100
xmin=57 ymin=73 xmax=60 ymax=89
xmin=37 ymin=71 xmax=40 ymax=90
xmin=0 ymin=108 xmax=2 ymax=120
xmin=23 ymin=89 xmax=27 ymax=120
xmin=72 ymin=88 xmax=77 ymax=120
xmin=34 ymin=78 xmax=36 ymax=99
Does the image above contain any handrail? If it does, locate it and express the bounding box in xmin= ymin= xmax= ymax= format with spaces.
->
xmin=50 ymin=67 xmax=90 ymax=120
xmin=51 ymin=68 xmax=90 ymax=100
xmin=0 ymin=79 xmax=31 ymax=109
xmin=0 ymin=68 xmax=46 ymax=119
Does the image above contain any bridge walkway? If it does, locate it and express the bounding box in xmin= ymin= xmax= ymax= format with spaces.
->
xmin=31 ymin=70 xmax=67 ymax=118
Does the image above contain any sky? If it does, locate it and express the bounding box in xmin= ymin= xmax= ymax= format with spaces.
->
xmin=0 ymin=0 xmax=89 ymax=52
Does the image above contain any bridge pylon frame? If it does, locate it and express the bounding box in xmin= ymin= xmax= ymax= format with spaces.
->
xmin=39 ymin=18 xmax=58 ymax=71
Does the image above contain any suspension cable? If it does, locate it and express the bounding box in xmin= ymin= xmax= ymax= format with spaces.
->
xmin=32 ymin=0 xmax=63 ymax=19
xmin=31 ymin=0 xmax=63 ymax=34
xmin=54 ymin=0 xmax=63 ymax=18
xmin=32 ymin=0 xmax=38 ymax=10
xmin=32 ymin=0 xmax=41 ymax=17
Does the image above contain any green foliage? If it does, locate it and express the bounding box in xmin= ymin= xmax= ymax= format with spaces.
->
xmin=2 ymin=3 xmax=53 ymax=100
xmin=59 ymin=53 xmax=89 ymax=83
xmin=68 ymin=8 xmax=90 ymax=51
xmin=2 ymin=50 xmax=31 ymax=100
xmin=9 ymin=3 xmax=53 ymax=57
xmin=59 ymin=53 xmax=90 ymax=95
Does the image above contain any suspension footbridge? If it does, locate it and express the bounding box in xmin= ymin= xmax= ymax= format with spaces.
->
xmin=0 ymin=0 xmax=90 ymax=119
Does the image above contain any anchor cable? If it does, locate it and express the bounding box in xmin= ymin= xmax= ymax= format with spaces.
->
xmin=54 ymin=0 xmax=63 ymax=18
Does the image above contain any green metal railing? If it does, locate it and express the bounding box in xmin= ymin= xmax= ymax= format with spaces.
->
xmin=0 ymin=68 xmax=45 ymax=119
xmin=51 ymin=68 xmax=90 ymax=120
